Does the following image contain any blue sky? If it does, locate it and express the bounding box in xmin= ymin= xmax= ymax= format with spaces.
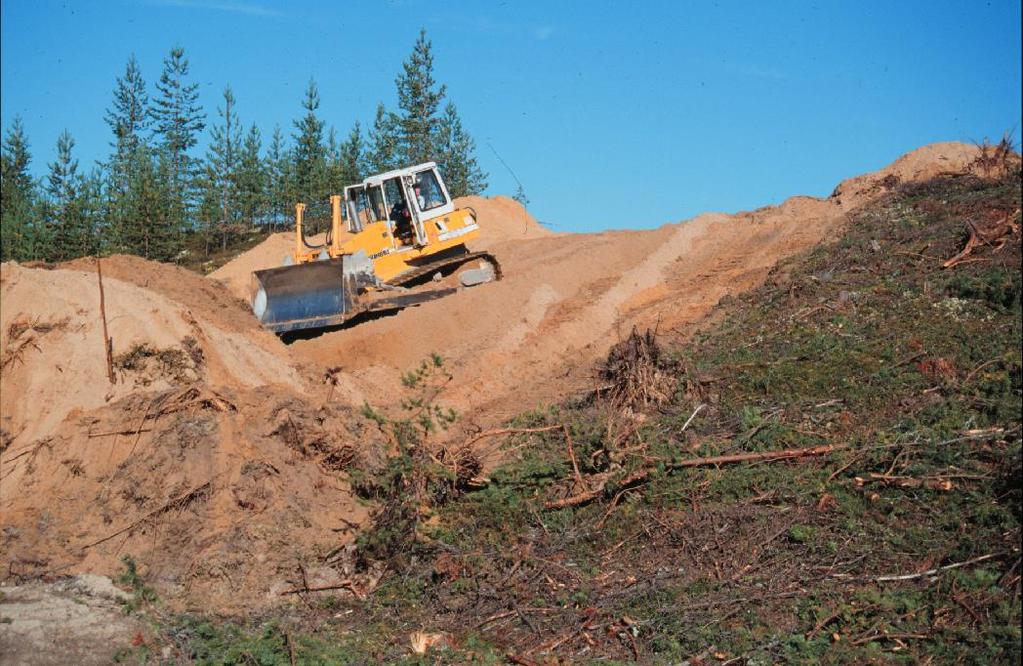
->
xmin=2 ymin=0 xmax=1020 ymax=233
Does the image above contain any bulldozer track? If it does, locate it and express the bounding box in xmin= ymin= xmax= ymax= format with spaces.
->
xmin=386 ymin=250 xmax=503 ymax=288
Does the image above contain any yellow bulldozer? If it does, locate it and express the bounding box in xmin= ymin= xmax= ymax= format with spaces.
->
xmin=251 ymin=162 xmax=500 ymax=333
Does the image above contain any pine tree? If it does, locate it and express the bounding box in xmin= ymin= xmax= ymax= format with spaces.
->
xmin=395 ymin=29 xmax=446 ymax=165
xmin=45 ymin=130 xmax=89 ymax=260
xmin=340 ymin=121 xmax=365 ymax=185
xmin=74 ymin=169 xmax=105 ymax=258
xmin=116 ymin=146 xmax=180 ymax=261
xmin=237 ymin=123 xmax=265 ymax=225
xmin=105 ymin=54 xmax=150 ymax=192
xmin=291 ymin=79 xmax=326 ymax=206
xmin=151 ymin=47 xmax=205 ymax=213
xmin=513 ymin=185 xmax=529 ymax=207
xmin=265 ymin=125 xmax=290 ymax=231
xmin=435 ymin=102 xmax=487 ymax=198
xmin=206 ymin=86 xmax=242 ymax=249
xmin=366 ymin=102 xmax=402 ymax=173
xmin=1 ymin=117 xmax=43 ymax=261
xmin=324 ymin=126 xmax=345 ymax=196
xmin=195 ymin=162 xmax=221 ymax=255
xmin=104 ymin=55 xmax=152 ymax=258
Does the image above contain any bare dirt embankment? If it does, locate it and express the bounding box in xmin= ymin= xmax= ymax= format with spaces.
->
xmin=0 ymin=142 xmax=985 ymax=610
xmin=284 ymin=142 xmax=983 ymax=426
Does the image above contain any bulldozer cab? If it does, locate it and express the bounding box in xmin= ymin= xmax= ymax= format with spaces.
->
xmin=345 ymin=162 xmax=455 ymax=248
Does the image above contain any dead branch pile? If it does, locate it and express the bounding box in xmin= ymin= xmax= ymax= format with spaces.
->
xmin=544 ymin=444 xmax=844 ymax=510
xmin=599 ymin=328 xmax=677 ymax=410
xmin=942 ymin=208 xmax=1021 ymax=269
xmin=267 ymin=404 xmax=364 ymax=474
xmin=1 ymin=317 xmax=70 ymax=370
xmin=83 ymin=479 xmax=213 ymax=549
xmin=113 ymin=338 xmax=204 ymax=386
xmin=972 ymin=133 xmax=1022 ymax=178
xmin=156 ymin=386 xmax=236 ymax=415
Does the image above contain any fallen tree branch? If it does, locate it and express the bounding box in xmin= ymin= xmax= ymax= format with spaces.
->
xmin=87 ymin=427 xmax=153 ymax=438
xmin=462 ymin=425 xmax=563 ymax=449
xmin=545 ymin=444 xmax=844 ymax=510
xmin=279 ymin=580 xmax=364 ymax=599
xmin=561 ymin=425 xmax=587 ymax=493
xmin=672 ymin=443 xmax=844 ymax=468
xmin=942 ymin=222 xmax=981 ymax=269
xmin=547 ymin=466 xmax=652 ymax=510
xmin=82 ymin=480 xmax=213 ymax=549
xmin=679 ymin=403 xmax=706 ymax=433
xmin=855 ymin=472 xmax=954 ymax=491
xmin=872 ymin=553 xmax=1000 ymax=582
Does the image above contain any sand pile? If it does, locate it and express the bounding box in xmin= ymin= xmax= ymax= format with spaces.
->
xmin=0 ymin=256 xmax=380 ymax=609
xmin=457 ymin=194 xmax=553 ymax=248
xmin=0 ymin=260 xmax=304 ymax=448
xmin=831 ymin=141 xmax=983 ymax=209
xmin=209 ymin=232 xmax=300 ymax=301
xmin=1 ymin=384 xmax=379 ymax=611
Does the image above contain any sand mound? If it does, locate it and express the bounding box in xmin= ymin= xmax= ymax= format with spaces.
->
xmin=0 ymin=261 xmax=304 ymax=448
xmin=832 ymin=141 xmax=982 ymax=209
xmin=1 ymin=258 xmax=369 ymax=610
xmin=209 ymin=232 xmax=299 ymax=301
xmin=63 ymin=254 xmax=259 ymax=334
xmin=457 ymin=195 xmax=552 ymax=248
xmin=1 ymin=385 xmax=378 ymax=611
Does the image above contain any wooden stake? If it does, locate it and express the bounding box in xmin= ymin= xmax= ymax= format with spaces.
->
xmin=97 ymin=257 xmax=115 ymax=385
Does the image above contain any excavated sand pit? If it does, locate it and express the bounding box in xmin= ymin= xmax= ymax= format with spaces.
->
xmin=0 ymin=142 xmax=986 ymax=608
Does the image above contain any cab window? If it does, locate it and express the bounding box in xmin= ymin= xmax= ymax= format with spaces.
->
xmin=383 ymin=177 xmax=407 ymax=215
xmin=345 ymin=186 xmax=377 ymax=230
xmin=368 ymin=185 xmax=386 ymax=221
xmin=414 ymin=170 xmax=447 ymax=211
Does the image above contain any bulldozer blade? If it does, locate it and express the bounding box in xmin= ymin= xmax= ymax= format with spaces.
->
xmin=251 ymin=259 xmax=360 ymax=333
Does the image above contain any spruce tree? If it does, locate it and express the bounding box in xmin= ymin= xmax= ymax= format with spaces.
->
xmin=366 ymin=103 xmax=402 ymax=173
xmin=237 ymin=123 xmax=265 ymax=225
xmin=291 ymin=79 xmax=326 ymax=206
xmin=435 ymin=102 xmax=487 ymax=197
xmin=105 ymin=54 xmax=150 ymax=193
xmin=340 ymin=121 xmax=365 ymax=184
xmin=206 ymin=86 xmax=242 ymax=248
xmin=1 ymin=117 xmax=43 ymax=261
xmin=395 ymin=29 xmax=446 ymax=165
xmin=152 ymin=47 xmax=205 ymax=214
xmin=265 ymin=125 xmax=290 ymax=231
xmin=324 ymin=126 xmax=345 ymax=196
xmin=45 ymin=130 xmax=89 ymax=260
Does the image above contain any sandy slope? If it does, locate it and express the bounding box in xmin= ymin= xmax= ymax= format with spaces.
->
xmin=289 ymin=142 xmax=982 ymax=426
xmin=0 ymin=141 xmax=986 ymax=608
